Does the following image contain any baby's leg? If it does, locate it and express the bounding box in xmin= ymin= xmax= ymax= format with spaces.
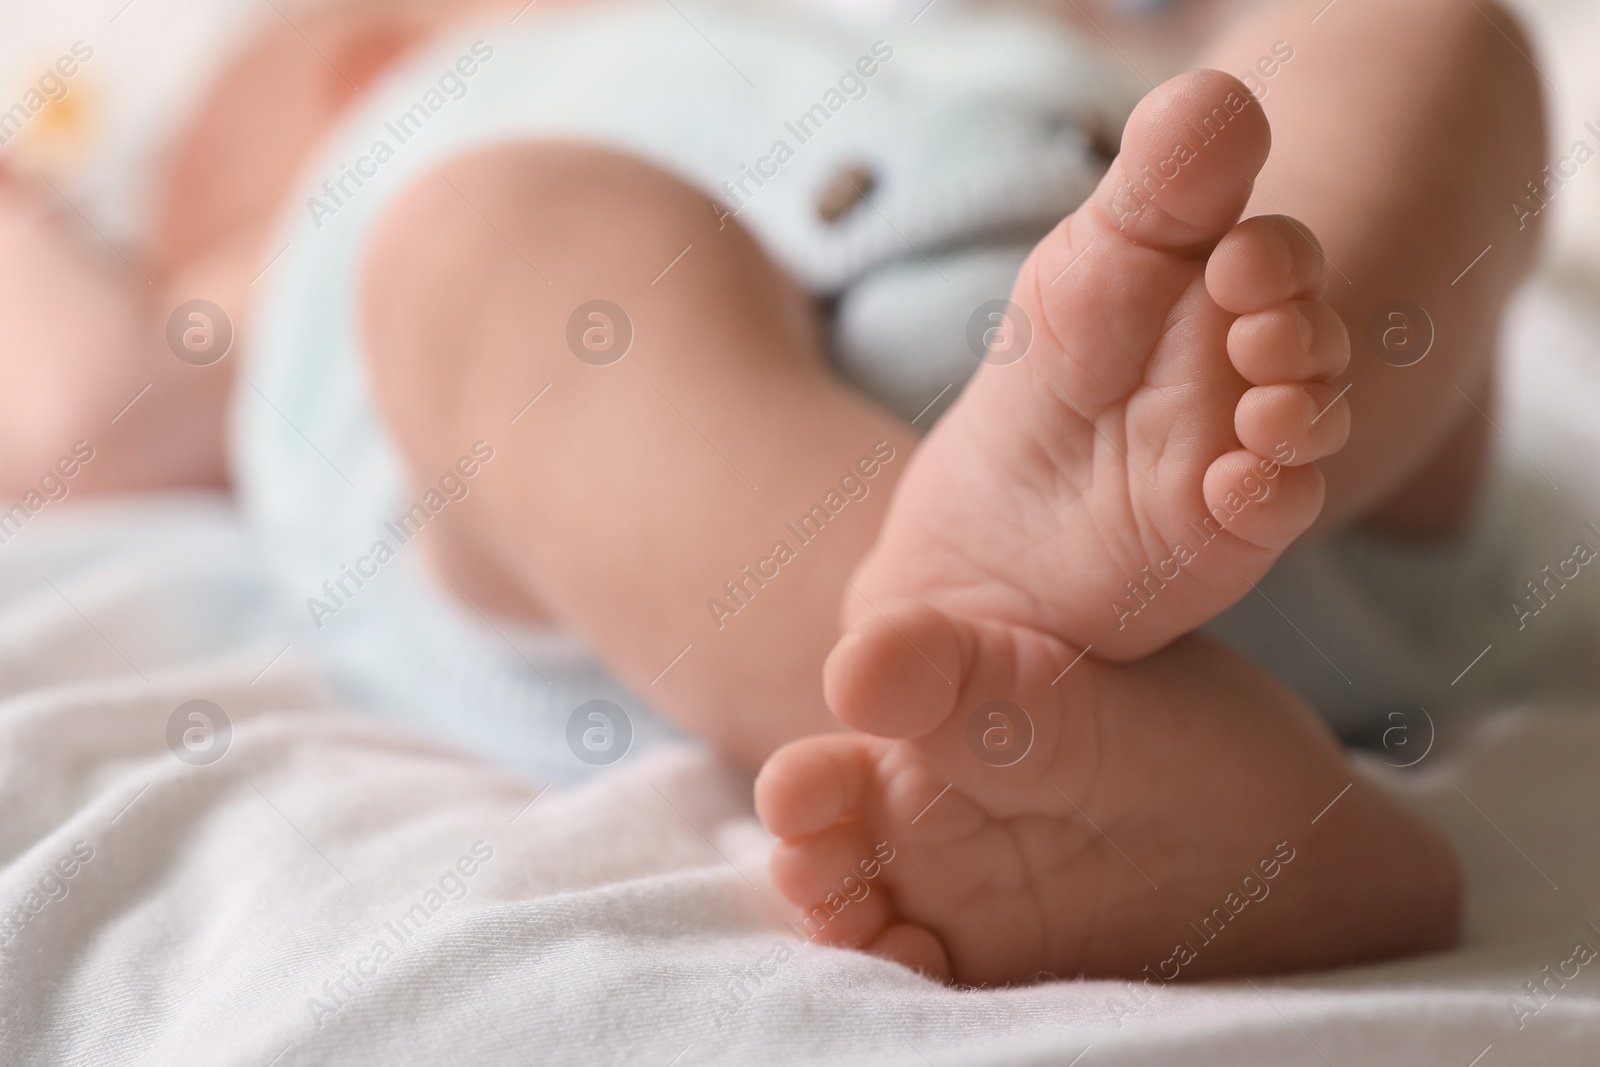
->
xmin=1201 ymin=0 xmax=1545 ymax=537
xmin=360 ymin=143 xmax=916 ymax=771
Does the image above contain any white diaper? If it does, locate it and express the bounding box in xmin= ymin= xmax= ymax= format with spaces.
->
xmin=235 ymin=0 xmax=1527 ymax=783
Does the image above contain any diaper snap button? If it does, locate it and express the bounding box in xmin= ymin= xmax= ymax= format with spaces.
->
xmin=1051 ymin=110 xmax=1119 ymax=164
xmin=816 ymin=163 xmax=876 ymax=223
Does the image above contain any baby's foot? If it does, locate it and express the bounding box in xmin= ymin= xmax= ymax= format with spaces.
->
xmin=859 ymin=70 xmax=1352 ymax=662
xmin=754 ymin=71 xmax=1455 ymax=988
xmin=756 ymin=628 xmax=1460 ymax=986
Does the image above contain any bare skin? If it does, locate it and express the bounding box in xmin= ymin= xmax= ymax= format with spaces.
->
xmin=1195 ymin=0 xmax=1545 ymax=539
xmin=833 ymin=72 xmax=1350 ymax=666
xmin=756 ymin=69 xmax=1446 ymax=983
xmin=0 ymin=0 xmax=1545 ymax=984
xmin=753 ymin=0 xmax=1545 ymax=981
xmin=360 ymin=141 xmax=913 ymax=759
xmin=0 ymin=0 xmax=504 ymax=495
xmin=760 ymin=630 xmax=1458 ymax=984
xmin=752 ymin=0 xmax=1545 ymax=981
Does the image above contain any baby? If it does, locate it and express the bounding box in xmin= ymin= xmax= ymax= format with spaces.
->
xmin=0 ymin=0 xmax=1546 ymax=986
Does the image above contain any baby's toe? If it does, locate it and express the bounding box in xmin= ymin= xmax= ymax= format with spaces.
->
xmin=1100 ymin=70 xmax=1270 ymax=250
xmin=755 ymin=735 xmax=875 ymax=839
xmin=1235 ymin=379 xmax=1351 ymax=464
xmin=823 ymin=601 xmax=967 ymax=739
xmin=770 ymin=822 xmax=897 ymax=947
xmin=1206 ymin=214 xmax=1327 ymax=313
xmin=866 ymin=922 xmax=951 ymax=980
xmin=1203 ymin=449 xmax=1325 ymax=550
xmin=1228 ymin=298 xmax=1349 ymax=385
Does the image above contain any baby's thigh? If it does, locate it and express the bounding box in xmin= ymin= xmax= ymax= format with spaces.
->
xmin=361 ymin=139 xmax=823 ymax=452
xmin=357 ymin=140 xmax=833 ymax=615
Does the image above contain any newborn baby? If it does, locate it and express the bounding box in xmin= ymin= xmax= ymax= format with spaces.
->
xmin=0 ymin=0 xmax=1546 ymax=985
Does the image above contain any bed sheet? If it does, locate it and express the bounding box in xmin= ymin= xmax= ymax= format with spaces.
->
xmin=2 ymin=282 xmax=1600 ymax=1065
xmin=7 ymin=0 xmax=1600 ymax=1062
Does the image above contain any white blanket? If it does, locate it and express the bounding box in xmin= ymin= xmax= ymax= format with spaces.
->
xmin=3 ymin=281 xmax=1600 ymax=1066
xmin=8 ymin=0 xmax=1600 ymax=1062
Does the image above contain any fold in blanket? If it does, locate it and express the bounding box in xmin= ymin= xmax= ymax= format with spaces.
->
xmin=7 ymin=279 xmax=1600 ymax=1063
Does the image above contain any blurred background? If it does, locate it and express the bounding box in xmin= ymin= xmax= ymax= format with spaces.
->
xmin=1 ymin=0 xmax=1596 ymax=276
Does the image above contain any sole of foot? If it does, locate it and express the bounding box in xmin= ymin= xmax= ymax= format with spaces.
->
xmin=758 ymin=620 xmax=1460 ymax=986
xmin=850 ymin=69 xmax=1352 ymax=664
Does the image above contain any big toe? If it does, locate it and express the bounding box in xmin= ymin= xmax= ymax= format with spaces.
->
xmin=823 ymin=601 xmax=967 ymax=739
xmin=756 ymin=734 xmax=876 ymax=839
xmin=1099 ymin=69 xmax=1270 ymax=253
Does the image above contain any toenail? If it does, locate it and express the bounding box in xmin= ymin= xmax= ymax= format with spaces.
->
xmin=1295 ymin=308 xmax=1314 ymax=352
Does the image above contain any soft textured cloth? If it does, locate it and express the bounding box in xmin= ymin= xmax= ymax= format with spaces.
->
xmin=4 ymin=452 xmax=1600 ymax=1064
xmin=6 ymin=1 xmax=1600 ymax=1063
xmin=4 ymin=281 xmax=1600 ymax=1066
